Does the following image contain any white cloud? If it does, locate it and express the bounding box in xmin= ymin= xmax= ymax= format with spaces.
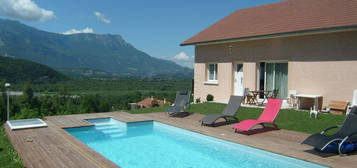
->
xmin=172 ymin=52 xmax=194 ymax=68
xmin=0 ymin=0 xmax=55 ymax=22
xmin=62 ymin=27 xmax=94 ymax=35
xmin=94 ymin=11 xmax=111 ymax=24
xmin=173 ymin=52 xmax=192 ymax=61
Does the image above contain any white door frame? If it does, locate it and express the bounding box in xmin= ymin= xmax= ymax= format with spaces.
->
xmin=234 ymin=63 xmax=244 ymax=96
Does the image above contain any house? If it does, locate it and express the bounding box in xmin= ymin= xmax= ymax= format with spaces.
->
xmin=136 ymin=96 xmax=170 ymax=108
xmin=181 ymin=0 xmax=357 ymax=108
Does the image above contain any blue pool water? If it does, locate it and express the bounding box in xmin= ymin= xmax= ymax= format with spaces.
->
xmin=65 ymin=118 xmax=326 ymax=168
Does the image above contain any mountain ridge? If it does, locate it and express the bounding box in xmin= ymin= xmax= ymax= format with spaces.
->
xmin=0 ymin=19 xmax=192 ymax=78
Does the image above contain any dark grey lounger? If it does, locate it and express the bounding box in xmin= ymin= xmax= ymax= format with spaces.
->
xmin=201 ymin=96 xmax=243 ymax=126
xmin=301 ymin=107 xmax=357 ymax=155
xmin=167 ymin=91 xmax=191 ymax=117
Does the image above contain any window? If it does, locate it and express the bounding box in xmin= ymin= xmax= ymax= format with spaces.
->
xmin=208 ymin=63 xmax=218 ymax=81
xmin=259 ymin=62 xmax=288 ymax=99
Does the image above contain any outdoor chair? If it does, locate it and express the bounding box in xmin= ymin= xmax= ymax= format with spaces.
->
xmin=287 ymin=90 xmax=297 ymax=108
xmin=244 ymin=88 xmax=255 ymax=104
xmin=200 ymin=96 xmax=243 ymax=126
xmin=233 ymin=98 xmax=282 ymax=133
xmin=167 ymin=91 xmax=191 ymax=117
xmin=352 ymin=89 xmax=357 ymax=107
xmin=301 ymin=107 xmax=357 ymax=155
xmin=347 ymin=89 xmax=357 ymax=114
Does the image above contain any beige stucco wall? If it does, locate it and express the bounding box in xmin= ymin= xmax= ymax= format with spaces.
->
xmin=289 ymin=61 xmax=357 ymax=107
xmin=242 ymin=62 xmax=257 ymax=91
xmin=193 ymin=30 xmax=357 ymax=105
xmin=194 ymin=63 xmax=233 ymax=103
xmin=193 ymin=62 xmax=257 ymax=103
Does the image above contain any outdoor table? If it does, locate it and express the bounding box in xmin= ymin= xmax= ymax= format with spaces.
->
xmin=249 ymin=90 xmax=272 ymax=105
xmin=295 ymin=94 xmax=322 ymax=111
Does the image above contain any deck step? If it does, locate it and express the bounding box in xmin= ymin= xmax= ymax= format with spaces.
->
xmin=95 ymin=124 xmax=118 ymax=128
xmin=95 ymin=126 xmax=120 ymax=131
xmin=109 ymin=133 xmax=126 ymax=138
xmin=100 ymin=129 xmax=125 ymax=134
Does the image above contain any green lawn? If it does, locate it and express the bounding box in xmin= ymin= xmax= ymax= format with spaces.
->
xmin=129 ymin=105 xmax=169 ymax=114
xmin=0 ymin=125 xmax=23 ymax=168
xmin=129 ymin=102 xmax=346 ymax=134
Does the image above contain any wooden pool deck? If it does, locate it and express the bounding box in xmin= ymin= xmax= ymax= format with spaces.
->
xmin=5 ymin=111 xmax=357 ymax=168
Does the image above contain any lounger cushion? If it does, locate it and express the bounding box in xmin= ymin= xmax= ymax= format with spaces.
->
xmin=302 ymin=134 xmax=342 ymax=150
xmin=201 ymin=114 xmax=225 ymax=125
xmin=233 ymin=98 xmax=282 ymax=132
xmin=301 ymin=107 xmax=357 ymax=154
xmin=179 ymin=91 xmax=188 ymax=95
xmin=233 ymin=120 xmax=269 ymax=132
xmin=167 ymin=105 xmax=182 ymax=113
xmin=168 ymin=111 xmax=190 ymax=117
xmin=200 ymin=96 xmax=243 ymax=126
xmin=167 ymin=91 xmax=191 ymax=117
xmin=321 ymin=141 xmax=356 ymax=153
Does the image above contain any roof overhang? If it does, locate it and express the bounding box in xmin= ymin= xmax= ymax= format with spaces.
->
xmin=180 ymin=25 xmax=357 ymax=46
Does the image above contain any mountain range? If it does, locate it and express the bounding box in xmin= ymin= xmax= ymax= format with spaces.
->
xmin=0 ymin=19 xmax=192 ymax=78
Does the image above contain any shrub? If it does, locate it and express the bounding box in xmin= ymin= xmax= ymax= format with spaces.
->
xmin=206 ymin=94 xmax=214 ymax=101
xmin=195 ymin=98 xmax=201 ymax=104
xmin=151 ymin=99 xmax=160 ymax=107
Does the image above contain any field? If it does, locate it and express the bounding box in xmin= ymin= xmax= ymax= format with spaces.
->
xmin=0 ymin=78 xmax=192 ymax=121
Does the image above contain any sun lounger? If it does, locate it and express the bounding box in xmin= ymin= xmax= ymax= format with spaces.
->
xmin=201 ymin=96 xmax=243 ymax=126
xmin=167 ymin=91 xmax=191 ymax=117
xmin=301 ymin=107 xmax=357 ymax=155
xmin=233 ymin=98 xmax=282 ymax=132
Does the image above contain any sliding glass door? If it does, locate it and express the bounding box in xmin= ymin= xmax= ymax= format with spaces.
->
xmin=261 ymin=62 xmax=288 ymax=99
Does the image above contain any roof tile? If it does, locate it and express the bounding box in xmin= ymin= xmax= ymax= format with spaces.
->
xmin=181 ymin=0 xmax=357 ymax=45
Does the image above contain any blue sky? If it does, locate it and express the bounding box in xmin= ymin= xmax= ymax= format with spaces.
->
xmin=0 ymin=0 xmax=280 ymax=68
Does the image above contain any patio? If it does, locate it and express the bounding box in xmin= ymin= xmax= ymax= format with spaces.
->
xmin=4 ymin=111 xmax=357 ymax=168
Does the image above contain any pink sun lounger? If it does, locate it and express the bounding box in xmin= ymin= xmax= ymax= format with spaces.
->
xmin=233 ymin=98 xmax=282 ymax=132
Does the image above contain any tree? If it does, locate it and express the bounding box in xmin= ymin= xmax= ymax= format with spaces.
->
xmin=80 ymin=95 xmax=100 ymax=113
xmin=22 ymin=84 xmax=39 ymax=109
xmin=15 ymin=108 xmax=39 ymax=119
xmin=0 ymin=81 xmax=8 ymax=121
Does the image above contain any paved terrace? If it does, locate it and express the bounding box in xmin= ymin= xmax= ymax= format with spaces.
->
xmin=5 ymin=112 xmax=357 ymax=168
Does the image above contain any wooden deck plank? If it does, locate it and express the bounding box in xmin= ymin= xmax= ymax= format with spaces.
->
xmin=5 ymin=111 xmax=357 ymax=168
xmin=5 ymin=118 xmax=120 ymax=168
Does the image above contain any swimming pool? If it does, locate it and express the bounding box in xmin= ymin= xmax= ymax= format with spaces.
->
xmin=65 ymin=118 xmax=326 ymax=168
